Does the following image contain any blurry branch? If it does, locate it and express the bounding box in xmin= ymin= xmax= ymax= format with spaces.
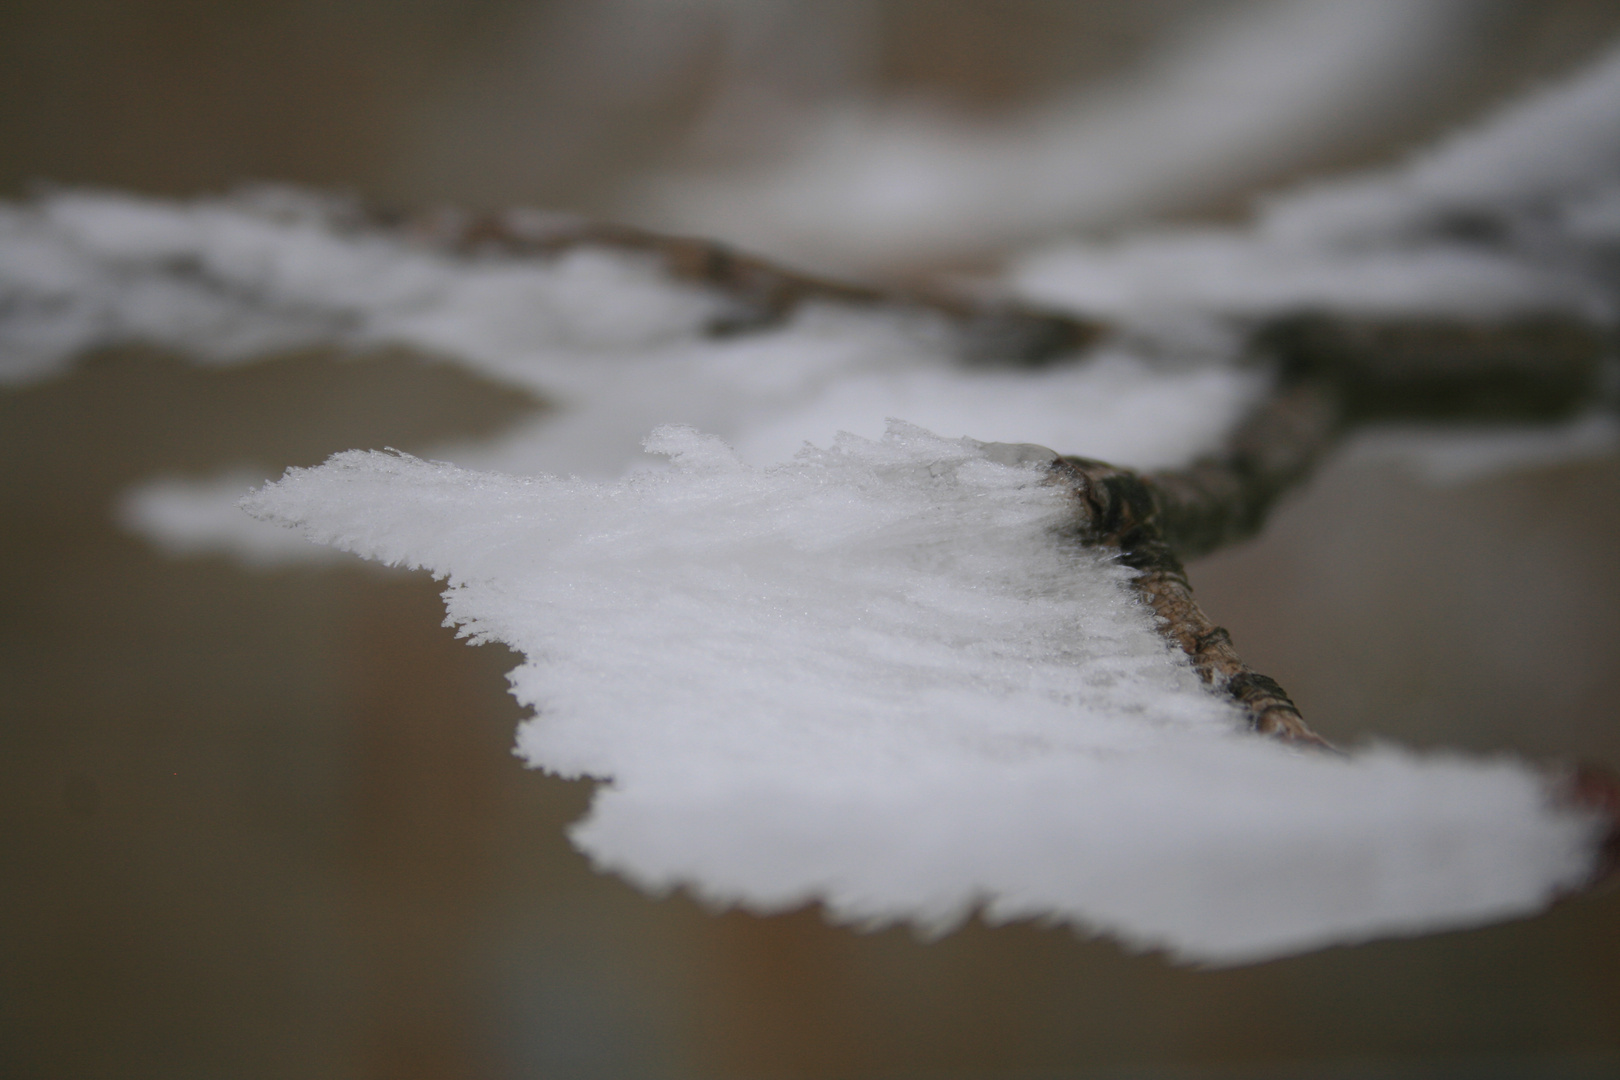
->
xmin=388 ymin=206 xmax=1617 ymax=750
xmin=386 ymin=206 xmax=1110 ymax=362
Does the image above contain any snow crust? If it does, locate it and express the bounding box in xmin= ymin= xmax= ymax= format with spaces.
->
xmin=0 ymin=190 xmax=1250 ymax=473
xmin=245 ymin=424 xmax=1600 ymax=964
xmin=9 ymin=38 xmax=1615 ymax=566
xmin=0 ymin=188 xmax=727 ymax=385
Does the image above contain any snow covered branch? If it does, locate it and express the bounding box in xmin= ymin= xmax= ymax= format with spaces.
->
xmin=368 ymin=203 xmax=1616 ymax=751
xmin=1049 ymin=313 xmax=1614 ymax=744
xmin=6 ymin=38 xmax=1620 ymax=964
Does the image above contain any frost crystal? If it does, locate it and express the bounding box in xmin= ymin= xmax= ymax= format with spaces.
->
xmin=245 ymin=424 xmax=1600 ymax=964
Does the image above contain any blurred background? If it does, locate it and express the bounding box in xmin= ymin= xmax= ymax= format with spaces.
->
xmin=3 ymin=2 xmax=1620 ymax=1077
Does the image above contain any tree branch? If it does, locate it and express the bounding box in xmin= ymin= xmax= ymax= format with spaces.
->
xmin=1046 ymin=313 xmax=1613 ymax=746
xmin=1047 ymin=379 xmax=1342 ymax=748
xmin=383 ymin=205 xmax=1110 ymax=363
xmin=382 ymin=205 xmax=1616 ymax=751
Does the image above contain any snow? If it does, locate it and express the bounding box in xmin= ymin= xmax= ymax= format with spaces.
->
xmin=0 ymin=191 xmax=1254 ymax=473
xmin=0 ymin=188 xmax=727 ymax=386
xmin=5 ymin=44 xmax=1616 ymax=559
xmin=243 ymin=424 xmax=1603 ymax=964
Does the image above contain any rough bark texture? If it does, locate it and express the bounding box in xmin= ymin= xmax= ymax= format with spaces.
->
xmin=1047 ymin=385 xmax=1339 ymax=749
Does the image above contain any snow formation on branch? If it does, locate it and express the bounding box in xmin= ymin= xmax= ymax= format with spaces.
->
xmin=244 ymin=424 xmax=1602 ymax=964
xmin=2 ymin=15 xmax=1618 ymax=965
xmin=1014 ymin=42 xmax=1620 ymax=323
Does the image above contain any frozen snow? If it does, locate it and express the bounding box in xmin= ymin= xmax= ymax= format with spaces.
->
xmin=244 ymin=424 xmax=1602 ymax=964
xmin=0 ymin=190 xmax=1251 ymax=473
xmin=1005 ymin=41 xmax=1620 ymax=481
xmin=5 ymin=43 xmax=1618 ymax=564
xmin=0 ymin=187 xmax=728 ymax=386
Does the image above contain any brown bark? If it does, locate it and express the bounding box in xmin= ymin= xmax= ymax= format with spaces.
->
xmin=1046 ymin=392 xmax=1339 ymax=749
xmin=1042 ymin=312 xmax=1613 ymax=744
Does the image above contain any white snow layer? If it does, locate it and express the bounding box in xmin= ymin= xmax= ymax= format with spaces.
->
xmin=0 ymin=188 xmax=729 ymax=386
xmin=245 ymin=425 xmax=1601 ymax=964
xmin=0 ymin=190 xmax=1247 ymax=470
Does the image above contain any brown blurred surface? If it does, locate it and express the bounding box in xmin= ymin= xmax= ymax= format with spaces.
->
xmin=7 ymin=0 xmax=1620 ymax=230
xmin=4 ymin=3 xmax=1620 ymax=1078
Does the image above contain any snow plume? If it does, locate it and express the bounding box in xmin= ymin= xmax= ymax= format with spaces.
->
xmin=628 ymin=0 xmax=1482 ymax=271
xmin=244 ymin=424 xmax=1602 ymax=964
xmin=1014 ymin=42 xmax=1620 ymax=324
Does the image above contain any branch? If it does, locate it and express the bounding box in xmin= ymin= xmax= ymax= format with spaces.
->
xmin=381 ymin=205 xmax=1110 ymax=364
xmin=1049 ymin=315 xmax=1613 ymax=746
xmin=1049 ymin=379 xmax=1341 ymax=747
